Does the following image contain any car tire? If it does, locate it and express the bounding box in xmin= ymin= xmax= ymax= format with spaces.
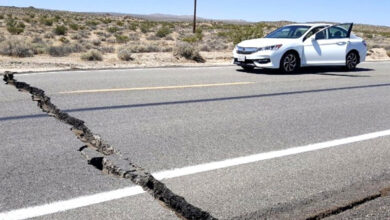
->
xmin=345 ymin=51 xmax=359 ymax=71
xmin=242 ymin=66 xmax=255 ymax=71
xmin=280 ymin=52 xmax=300 ymax=73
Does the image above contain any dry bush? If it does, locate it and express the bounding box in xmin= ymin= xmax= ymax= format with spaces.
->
xmin=53 ymin=25 xmax=67 ymax=35
xmin=165 ymin=36 xmax=174 ymax=41
xmin=146 ymin=35 xmax=160 ymax=41
xmin=81 ymin=49 xmax=103 ymax=61
xmin=128 ymin=33 xmax=140 ymax=41
xmin=97 ymin=46 xmax=114 ymax=53
xmin=48 ymin=45 xmax=71 ymax=57
xmin=59 ymin=36 xmax=70 ymax=44
xmin=0 ymin=38 xmax=34 ymax=57
xmin=44 ymin=32 xmax=54 ymax=39
xmin=92 ymin=39 xmax=101 ymax=46
xmin=117 ymin=46 xmax=133 ymax=61
xmin=115 ymin=34 xmax=129 ymax=43
xmin=69 ymin=23 xmax=79 ymax=30
xmin=48 ymin=43 xmax=85 ymax=56
xmin=6 ymin=18 xmax=25 ymax=35
xmin=156 ymin=26 xmax=172 ymax=38
xmin=173 ymin=42 xmax=204 ymax=63
xmin=122 ymin=44 xmax=160 ymax=53
xmin=387 ymin=50 xmax=390 ymax=57
xmin=31 ymin=42 xmax=48 ymax=54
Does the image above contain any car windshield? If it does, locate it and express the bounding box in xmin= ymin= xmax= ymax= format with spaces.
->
xmin=266 ymin=25 xmax=311 ymax=38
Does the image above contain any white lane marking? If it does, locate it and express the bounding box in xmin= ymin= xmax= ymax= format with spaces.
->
xmin=1 ymin=129 xmax=390 ymax=220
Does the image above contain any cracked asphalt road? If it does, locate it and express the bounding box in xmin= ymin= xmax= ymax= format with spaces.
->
xmin=1 ymin=62 xmax=390 ymax=219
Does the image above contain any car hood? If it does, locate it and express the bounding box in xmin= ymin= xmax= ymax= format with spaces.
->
xmin=238 ymin=38 xmax=298 ymax=48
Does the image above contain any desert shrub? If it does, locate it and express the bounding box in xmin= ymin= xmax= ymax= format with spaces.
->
xmin=146 ymin=35 xmax=160 ymax=41
xmin=181 ymin=29 xmax=203 ymax=43
xmin=123 ymin=44 xmax=161 ymax=53
xmin=53 ymin=25 xmax=67 ymax=35
xmin=22 ymin=17 xmax=31 ymax=23
xmin=92 ymin=39 xmax=101 ymax=46
xmin=223 ymin=24 xmax=264 ymax=45
xmin=69 ymin=23 xmax=79 ymax=30
xmin=115 ymin=34 xmax=129 ymax=43
xmin=165 ymin=36 xmax=174 ymax=41
xmin=53 ymin=15 xmax=61 ymax=22
xmin=140 ymin=22 xmax=155 ymax=33
xmin=107 ymin=26 xmax=119 ymax=33
xmin=128 ymin=22 xmax=138 ymax=31
xmin=173 ymin=42 xmax=204 ymax=62
xmin=200 ymin=45 xmax=210 ymax=52
xmin=44 ymin=32 xmax=54 ymax=39
xmin=365 ymin=33 xmax=373 ymax=39
xmin=116 ymin=20 xmax=124 ymax=26
xmin=31 ymin=42 xmax=48 ymax=54
xmin=40 ymin=17 xmax=53 ymax=26
xmin=97 ymin=46 xmax=115 ymax=53
xmin=128 ymin=33 xmax=140 ymax=41
xmin=0 ymin=14 xmax=4 ymax=19
xmin=59 ymin=36 xmax=70 ymax=43
xmin=6 ymin=19 xmax=25 ymax=35
xmin=117 ymin=47 xmax=133 ymax=61
xmin=387 ymin=50 xmax=390 ymax=57
xmin=68 ymin=43 xmax=85 ymax=53
xmin=106 ymin=37 xmax=116 ymax=44
xmin=81 ymin=49 xmax=103 ymax=61
xmin=181 ymin=35 xmax=199 ymax=43
xmin=101 ymin=18 xmax=112 ymax=24
xmin=0 ymin=38 xmax=34 ymax=57
xmin=48 ymin=45 xmax=72 ymax=57
xmin=86 ymin=20 xmax=99 ymax=26
xmin=71 ymin=33 xmax=82 ymax=40
xmin=156 ymin=26 xmax=172 ymax=38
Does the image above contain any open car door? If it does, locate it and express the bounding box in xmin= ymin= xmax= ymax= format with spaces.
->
xmin=303 ymin=23 xmax=353 ymax=65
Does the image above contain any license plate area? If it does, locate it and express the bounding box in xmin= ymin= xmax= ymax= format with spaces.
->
xmin=237 ymin=55 xmax=246 ymax=62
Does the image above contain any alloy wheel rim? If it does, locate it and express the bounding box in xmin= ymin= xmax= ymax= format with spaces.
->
xmin=283 ymin=54 xmax=297 ymax=72
xmin=347 ymin=53 xmax=358 ymax=69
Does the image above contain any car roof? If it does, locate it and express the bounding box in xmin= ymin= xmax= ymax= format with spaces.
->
xmin=286 ymin=23 xmax=332 ymax=27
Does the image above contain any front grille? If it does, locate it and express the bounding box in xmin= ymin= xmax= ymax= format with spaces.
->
xmin=237 ymin=47 xmax=258 ymax=55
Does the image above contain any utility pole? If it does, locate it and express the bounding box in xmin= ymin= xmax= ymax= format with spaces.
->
xmin=193 ymin=0 xmax=197 ymax=33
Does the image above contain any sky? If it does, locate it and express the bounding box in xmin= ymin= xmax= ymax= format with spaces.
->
xmin=1 ymin=0 xmax=389 ymax=27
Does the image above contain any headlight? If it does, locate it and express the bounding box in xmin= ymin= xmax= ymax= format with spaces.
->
xmin=258 ymin=44 xmax=283 ymax=51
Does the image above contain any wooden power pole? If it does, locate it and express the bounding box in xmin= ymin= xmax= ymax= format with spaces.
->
xmin=193 ymin=0 xmax=197 ymax=33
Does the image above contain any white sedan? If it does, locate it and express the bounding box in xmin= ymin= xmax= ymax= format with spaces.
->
xmin=233 ymin=23 xmax=367 ymax=73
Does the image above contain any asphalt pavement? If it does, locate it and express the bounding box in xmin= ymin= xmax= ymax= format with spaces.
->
xmin=1 ymin=62 xmax=390 ymax=219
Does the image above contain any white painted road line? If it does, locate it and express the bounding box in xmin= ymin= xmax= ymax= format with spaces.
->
xmin=2 ymin=129 xmax=390 ymax=220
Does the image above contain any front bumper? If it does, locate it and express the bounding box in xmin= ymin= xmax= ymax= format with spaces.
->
xmin=232 ymin=49 xmax=283 ymax=69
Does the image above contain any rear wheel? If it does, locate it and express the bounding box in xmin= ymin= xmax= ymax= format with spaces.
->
xmin=241 ymin=66 xmax=254 ymax=71
xmin=280 ymin=52 xmax=299 ymax=73
xmin=345 ymin=51 xmax=359 ymax=71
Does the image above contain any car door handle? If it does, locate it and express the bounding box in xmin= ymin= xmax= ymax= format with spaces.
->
xmin=336 ymin=42 xmax=347 ymax=45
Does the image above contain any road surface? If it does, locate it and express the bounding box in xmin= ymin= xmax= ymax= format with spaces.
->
xmin=1 ymin=63 xmax=390 ymax=219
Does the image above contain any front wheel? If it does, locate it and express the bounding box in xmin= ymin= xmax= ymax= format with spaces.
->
xmin=345 ymin=51 xmax=359 ymax=71
xmin=280 ymin=52 xmax=299 ymax=73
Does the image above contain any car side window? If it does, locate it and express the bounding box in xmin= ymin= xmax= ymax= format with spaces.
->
xmin=328 ymin=26 xmax=348 ymax=39
xmin=304 ymin=26 xmax=325 ymax=41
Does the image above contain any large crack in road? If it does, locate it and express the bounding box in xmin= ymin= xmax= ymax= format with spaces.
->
xmin=3 ymin=72 xmax=216 ymax=220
